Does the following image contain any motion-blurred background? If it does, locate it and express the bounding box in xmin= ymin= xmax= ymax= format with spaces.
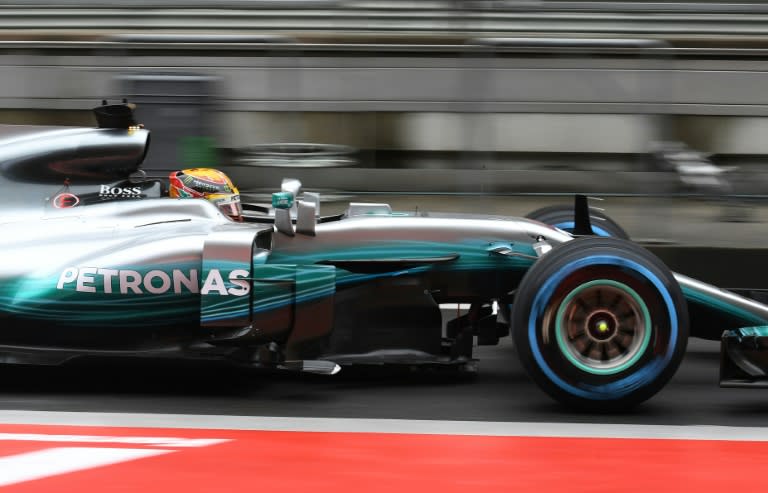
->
xmin=3 ymin=0 xmax=768 ymax=276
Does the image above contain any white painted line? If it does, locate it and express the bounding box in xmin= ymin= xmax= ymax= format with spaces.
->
xmin=0 ymin=433 xmax=228 ymax=448
xmin=0 ymin=411 xmax=765 ymax=442
xmin=0 ymin=447 xmax=170 ymax=487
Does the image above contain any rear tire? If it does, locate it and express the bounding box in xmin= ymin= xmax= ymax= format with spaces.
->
xmin=512 ymin=237 xmax=688 ymax=411
xmin=526 ymin=204 xmax=629 ymax=239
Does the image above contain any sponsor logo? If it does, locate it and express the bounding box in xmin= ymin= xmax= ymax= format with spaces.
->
xmin=52 ymin=192 xmax=80 ymax=208
xmin=56 ymin=267 xmax=250 ymax=296
xmin=99 ymin=184 xmax=143 ymax=200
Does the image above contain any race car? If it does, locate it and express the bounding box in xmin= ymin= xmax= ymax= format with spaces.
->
xmin=1 ymin=102 xmax=767 ymax=411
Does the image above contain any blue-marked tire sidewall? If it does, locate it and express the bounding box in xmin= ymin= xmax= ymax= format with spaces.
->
xmin=513 ymin=237 xmax=688 ymax=409
xmin=529 ymin=257 xmax=676 ymax=400
xmin=525 ymin=205 xmax=630 ymax=239
xmin=552 ymin=221 xmax=613 ymax=237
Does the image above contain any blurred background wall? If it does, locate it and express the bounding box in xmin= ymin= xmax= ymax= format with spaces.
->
xmin=3 ymin=1 xmax=768 ymax=204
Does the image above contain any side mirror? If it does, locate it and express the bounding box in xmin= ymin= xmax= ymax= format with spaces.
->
xmin=296 ymin=191 xmax=319 ymax=237
xmin=272 ymin=191 xmax=295 ymax=236
xmin=272 ymin=179 xmax=318 ymax=237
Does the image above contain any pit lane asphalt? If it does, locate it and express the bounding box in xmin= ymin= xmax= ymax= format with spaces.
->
xmin=0 ymin=338 xmax=764 ymax=428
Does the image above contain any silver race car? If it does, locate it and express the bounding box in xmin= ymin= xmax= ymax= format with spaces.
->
xmin=1 ymin=102 xmax=765 ymax=411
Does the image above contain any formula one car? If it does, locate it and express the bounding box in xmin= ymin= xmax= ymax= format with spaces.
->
xmin=1 ymin=102 xmax=767 ymax=411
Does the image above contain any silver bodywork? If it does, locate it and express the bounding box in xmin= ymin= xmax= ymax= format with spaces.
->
xmin=675 ymin=273 xmax=768 ymax=325
xmin=1 ymin=119 xmax=767 ymax=384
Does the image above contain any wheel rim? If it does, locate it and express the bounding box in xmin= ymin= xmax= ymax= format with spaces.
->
xmin=554 ymin=279 xmax=652 ymax=375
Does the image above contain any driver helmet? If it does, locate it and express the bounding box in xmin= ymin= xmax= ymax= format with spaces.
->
xmin=169 ymin=168 xmax=243 ymax=221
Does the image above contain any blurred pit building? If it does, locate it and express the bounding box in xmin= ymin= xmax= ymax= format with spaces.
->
xmin=3 ymin=1 xmax=768 ymax=230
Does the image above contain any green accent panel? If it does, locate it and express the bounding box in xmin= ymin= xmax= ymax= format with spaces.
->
xmin=734 ymin=326 xmax=768 ymax=337
xmin=267 ymin=239 xmax=535 ymax=286
xmin=682 ymin=286 xmax=768 ymax=325
xmin=251 ymin=264 xmax=296 ymax=334
xmin=200 ymin=259 xmax=251 ymax=326
xmin=180 ymin=136 xmax=217 ymax=166
xmin=247 ymin=264 xmax=335 ymax=332
xmin=3 ymin=262 xmax=202 ymax=328
xmin=296 ymin=265 xmax=336 ymax=304
xmin=252 ymin=264 xmax=296 ymax=314
xmin=272 ymin=192 xmax=294 ymax=210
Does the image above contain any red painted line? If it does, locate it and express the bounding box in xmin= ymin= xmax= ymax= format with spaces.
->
xmin=0 ymin=424 xmax=766 ymax=492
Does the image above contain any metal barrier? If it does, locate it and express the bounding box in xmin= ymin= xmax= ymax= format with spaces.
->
xmin=4 ymin=3 xmax=768 ymax=38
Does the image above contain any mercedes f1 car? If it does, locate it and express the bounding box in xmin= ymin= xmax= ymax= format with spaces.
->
xmin=1 ymin=102 xmax=767 ymax=411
